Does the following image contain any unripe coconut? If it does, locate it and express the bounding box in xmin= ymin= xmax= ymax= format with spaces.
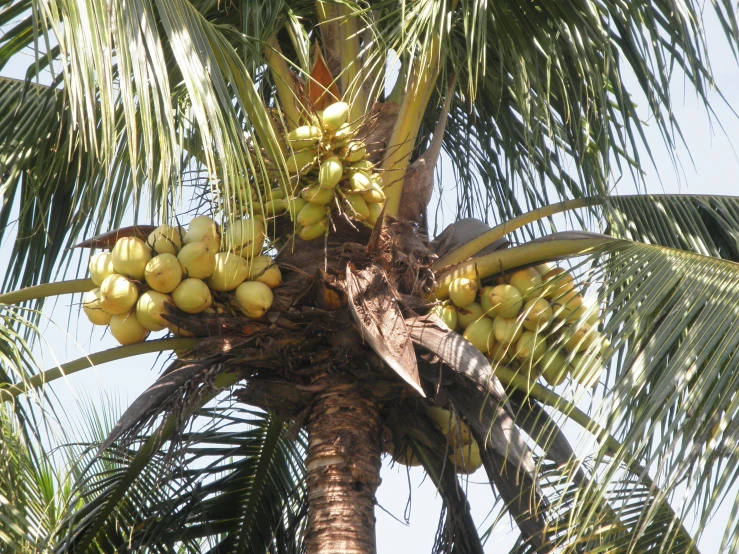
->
xmin=463 ymin=317 xmax=495 ymax=354
xmin=538 ymin=350 xmax=570 ymax=387
xmin=359 ymin=186 xmax=385 ymax=204
xmin=82 ymin=288 xmax=112 ymax=326
xmin=99 ymin=274 xmax=139 ymax=315
xmin=571 ymin=352 xmax=602 ymax=388
xmin=287 ymin=125 xmax=322 ymax=148
xmin=184 ymin=215 xmax=220 ymax=251
xmin=109 ymin=311 xmax=149 ymax=345
xmin=302 ymin=184 xmax=335 ymax=205
xmin=552 ymin=289 xmax=584 ymax=321
xmin=112 ymin=237 xmax=152 ymax=280
xmin=145 ymin=253 xmax=183 ymax=293
xmin=207 ymin=252 xmax=250 ymax=291
xmin=427 ymin=407 xmax=472 ymax=448
xmin=343 ymin=141 xmax=366 ymax=162
xmin=286 ymin=198 xmax=308 ymax=221
xmin=563 ymin=322 xmax=592 ymax=353
xmin=431 ymin=302 xmax=458 ymax=330
xmin=319 ymin=156 xmax=344 ymax=188
xmin=448 ymin=277 xmax=477 ymax=308
xmin=533 ymin=262 xmax=555 ymax=276
xmin=136 ymin=290 xmax=173 ymax=331
xmin=488 ymin=340 xmax=511 ymax=364
xmin=543 ymin=267 xmax=575 ymax=300
xmin=521 ymin=297 xmax=554 ymax=331
xmin=223 ymin=217 xmax=266 ymax=260
xmin=344 ymin=194 xmax=369 ymax=221
xmin=508 ymin=268 xmax=543 ymax=299
xmin=367 ymin=203 xmax=383 ymax=226
xmin=583 ymin=295 xmax=601 ymax=327
xmin=300 ymin=219 xmax=328 ymax=241
xmin=480 ymin=284 xmax=523 ymax=318
xmin=171 ymin=278 xmax=213 ymax=314
xmin=350 ymin=159 xmax=374 ymax=172
xmin=147 ymin=224 xmax=181 ymax=255
xmin=348 ymin=170 xmax=372 ymax=192
xmin=286 ymin=148 xmax=317 ymax=173
xmin=333 ymin=123 xmax=354 ymax=143
xmin=515 ymin=331 xmax=547 ymax=362
xmin=457 ymin=302 xmax=484 ymax=329
xmin=235 ymin=281 xmax=273 ymax=318
xmin=89 ymin=252 xmax=116 ymax=286
xmin=320 ymin=101 xmax=350 ymax=130
xmin=297 ymin=203 xmax=327 ymax=227
xmin=178 ymin=242 xmax=217 ymax=280
xmin=262 ymin=198 xmax=287 ymax=216
xmin=448 ymin=441 xmax=483 ymax=475
xmin=493 ymin=315 xmax=523 ymax=345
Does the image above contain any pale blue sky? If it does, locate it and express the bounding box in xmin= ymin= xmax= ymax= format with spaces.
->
xmin=3 ymin=7 xmax=739 ymax=553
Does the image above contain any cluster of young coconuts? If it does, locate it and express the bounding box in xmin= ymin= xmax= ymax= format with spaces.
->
xmin=433 ymin=264 xmax=610 ymax=390
xmin=82 ymin=216 xmax=281 ymax=345
xmin=260 ymin=101 xmax=385 ymax=240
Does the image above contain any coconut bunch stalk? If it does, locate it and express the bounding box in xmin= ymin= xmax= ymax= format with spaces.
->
xmin=431 ymin=262 xmax=609 ymax=391
xmin=82 ymin=216 xmax=285 ymax=345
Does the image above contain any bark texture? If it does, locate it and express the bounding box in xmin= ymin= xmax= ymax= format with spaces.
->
xmin=305 ymin=380 xmax=382 ymax=554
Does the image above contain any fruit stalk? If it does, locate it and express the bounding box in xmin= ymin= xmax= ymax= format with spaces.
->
xmin=0 ymin=279 xmax=96 ymax=305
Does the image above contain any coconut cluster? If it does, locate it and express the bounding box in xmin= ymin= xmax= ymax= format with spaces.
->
xmin=433 ymin=264 xmax=610 ymax=390
xmin=259 ymin=101 xmax=384 ymax=241
xmin=392 ymin=406 xmax=483 ymax=474
xmin=82 ymin=216 xmax=282 ymax=345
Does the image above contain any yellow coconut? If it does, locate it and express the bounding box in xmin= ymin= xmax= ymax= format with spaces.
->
xmin=300 ymin=219 xmax=328 ymax=241
xmin=82 ymin=289 xmax=112 ymax=326
xmin=99 ymin=274 xmax=139 ymax=315
xmin=297 ymin=203 xmax=327 ymax=228
xmin=344 ymin=194 xmax=369 ymax=221
xmin=480 ymin=284 xmax=522 ymax=319
xmin=515 ymin=331 xmax=547 ymax=362
xmin=367 ymin=203 xmax=383 ymax=226
xmin=147 ymin=224 xmax=182 ymax=255
xmin=359 ymin=186 xmax=385 ymax=204
xmin=89 ymin=252 xmax=116 ymax=286
xmin=431 ymin=302 xmax=458 ymax=330
xmin=448 ymin=441 xmax=483 ymax=475
xmin=184 ymin=215 xmax=220 ymax=251
xmin=235 ymin=281 xmax=273 ymax=318
xmin=207 ymin=252 xmax=250 ymax=291
xmin=394 ymin=445 xmax=422 ymax=467
xmin=427 ymin=407 xmax=473 ymax=448
xmin=320 ymin=101 xmax=350 ymax=130
xmin=488 ymin=339 xmax=511 ymax=364
xmin=171 ymin=278 xmax=213 ymax=314
xmin=448 ymin=277 xmax=477 ymax=308
xmin=571 ymin=352 xmax=602 ymax=388
xmin=287 ymin=125 xmax=322 ymax=148
xmin=493 ymin=315 xmax=523 ymax=345
xmin=508 ymin=268 xmax=543 ymax=299
xmin=253 ymin=264 xmax=282 ymax=289
xmin=552 ymin=289 xmax=584 ymax=322
xmin=543 ymin=267 xmax=575 ymax=300
xmin=348 ymin=170 xmax=372 ymax=192
xmin=145 ymin=253 xmax=183 ymax=293
xmin=223 ymin=217 xmax=266 ymax=260
xmin=563 ymin=323 xmax=592 ymax=353
xmin=457 ymin=302 xmax=484 ymax=329
xmin=521 ymin=297 xmax=554 ymax=332
xmin=111 ymin=236 xmax=152 ymax=280
xmin=302 ymin=184 xmax=335 ymax=206
xmin=538 ymin=350 xmax=570 ymax=387
xmin=343 ymin=141 xmax=367 ymax=162
xmin=136 ymin=290 xmax=173 ymax=331
xmin=286 ymin=198 xmax=308 ymax=221
xmin=463 ymin=317 xmax=496 ymax=354
xmin=533 ymin=262 xmax=555 ymax=276
xmin=109 ymin=311 xmax=149 ymax=345
xmin=318 ymin=156 xmax=344 ymax=189
xmin=333 ymin=123 xmax=354 ymax=143
xmin=178 ymin=241 xmax=217 ymax=280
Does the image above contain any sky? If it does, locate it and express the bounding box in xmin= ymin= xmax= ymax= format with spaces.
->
xmin=3 ymin=7 xmax=739 ymax=553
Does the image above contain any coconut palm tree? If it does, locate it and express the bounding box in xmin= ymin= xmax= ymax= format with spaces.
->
xmin=3 ymin=0 xmax=739 ymax=552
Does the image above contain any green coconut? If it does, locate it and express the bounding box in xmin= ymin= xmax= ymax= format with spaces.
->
xmin=463 ymin=317 xmax=496 ymax=354
xmin=224 ymin=217 xmax=266 ymax=259
xmin=318 ymin=156 xmax=344 ymax=189
xmin=320 ymin=102 xmax=350 ymax=130
xmin=493 ymin=315 xmax=523 ymax=345
xmin=430 ymin=302 xmax=458 ymax=330
xmin=457 ymin=302 xmax=484 ymax=329
xmin=300 ymin=219 xmax=328 ymax=241
xmin=302 ymin=184 xmax=335 ymax=205
xmin=297 ymin=203 xmax=327 ymax=227
xmin=287 ymin=125 xmax=322 ymax=148
xmin=344 ymin=194 xmax=369 ymax=221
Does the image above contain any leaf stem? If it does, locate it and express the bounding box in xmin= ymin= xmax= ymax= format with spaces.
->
xmin=0 ymin=337 xmax=199 ymax=401
xmin=0 ymin=279 xmax=96 ymax=305
xmin=434 ymin=197 xmax=602 ymax=270
xmin=434 ymin=237 xmax=618 ymax=298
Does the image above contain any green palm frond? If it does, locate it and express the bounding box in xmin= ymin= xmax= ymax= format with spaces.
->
xmin=55 ymin=401 xmax=307 ymax=553
xmin=601 ymin=194 xmax=739 ymax=261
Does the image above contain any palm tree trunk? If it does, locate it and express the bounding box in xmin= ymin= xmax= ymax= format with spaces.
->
xmin=304 ymin=379 xmax=382 ymax=554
